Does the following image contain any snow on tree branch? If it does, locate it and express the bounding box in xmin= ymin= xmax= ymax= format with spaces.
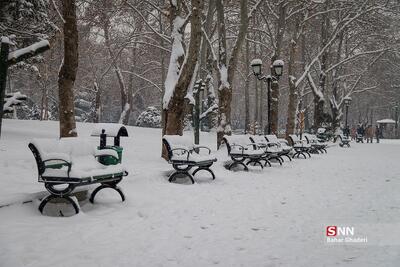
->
xmin=7 ymin=40 xmax=50 ymax=65
xmin=3 ymin=92 xmax=27 ymax=113
xmin=163 ymin=16 xmax=186 ymax=109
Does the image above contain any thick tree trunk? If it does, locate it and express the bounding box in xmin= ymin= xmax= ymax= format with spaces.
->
xmin=270 ymin=2 xmax=286 ymax=135
xmin=286 ymin=39 xmax=298 ymax=138
xmin=217 ymin=0 xmax=248 ymax=147
xmin=216 ymin=0 xmax=229 ymax=146
xmin=244 ymin=39 xmax=250 ymax=133
xmin=313 ymin=1 xmax=330 ymax=129
xmin=162 ymin=0 xmax=204 ymax=157
xmin=330 ymin=30 xmax=345 ymax=133
xmin=58 ymin=0 xmax=78 ymax=138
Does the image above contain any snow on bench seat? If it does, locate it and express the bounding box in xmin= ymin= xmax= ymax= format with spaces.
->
xmin=30 ymin=138 xmax=126 ymax=180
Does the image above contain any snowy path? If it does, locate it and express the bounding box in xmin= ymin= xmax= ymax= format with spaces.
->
xmin=0 ymin=119 xmax=399 ymax=267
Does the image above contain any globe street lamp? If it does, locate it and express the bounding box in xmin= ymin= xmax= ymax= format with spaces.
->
xmin=343 ymin=96 xmax=352 ymax=137
xmin=250 ymin=58 xmax=284 ymax=134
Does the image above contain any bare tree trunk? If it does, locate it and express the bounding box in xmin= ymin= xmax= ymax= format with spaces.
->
xmin=286 ymin=19 xmax=300 ymax=139
xmin=101 ymin=1 xmax=130 ymax=125
xmin=58 ymin=0 xmax=78 ymax=138
xmin=313 ymin=1 xmax=330 ymax=129
xmin=162 ymin=0 xmax=204 ymax=157
xmin=216 ymin=0 xmax=229 ymax=145
xmin=94 ymin=81 xmax=101 ymax=123
xmin=270 ymin=2 xmax=286 ymax=135
xmin=244 ymin=38 xmax=250 ymax=133
xmin=217 ymin=0 xmax=248 ymax=147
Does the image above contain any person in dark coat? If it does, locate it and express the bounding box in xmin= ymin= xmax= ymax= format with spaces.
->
xmin=375 ymin=125 xmax=380 ymax=143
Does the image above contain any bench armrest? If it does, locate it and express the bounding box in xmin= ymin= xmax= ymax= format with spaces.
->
xmin=193 ymin=145 xmax=211 ymax=154
xmin=170 ymin=148 xmax=191 ymax=161
xmin=95 ymin=149 xmax=119 ymax=158
xmin=42 ymin=159 xmax=72 ymax=175
xmin=245 ymin=143 xmax=263 ymax=150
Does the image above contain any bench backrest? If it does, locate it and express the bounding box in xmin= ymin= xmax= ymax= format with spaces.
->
xmin=28 ymin=142 xmax=46 ymax=176
xmin=223 ymin=135 xmax=253 ymax=154
xmin=249 ymin=135 xmax=266 ymax=144
xmin=289 ymin=134 xmax=305 ymax=146
xmin=29 ymin=138 xmax=97 ymax=171
xmin=303 ymin=134 xmax=317 ymax=143
xmin=162 ymin=135 xmax=194 ymax=160
xmin=265 ymin=135 xmax=279 ymax=143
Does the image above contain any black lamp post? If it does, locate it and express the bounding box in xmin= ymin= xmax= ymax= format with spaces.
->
xmin=194 ymin=79 xmax=206 ymax=145
xmin=343 ymin=96 xmax=352 ymax=137
xmin=250 ymin=58 xmax=284 ymax=134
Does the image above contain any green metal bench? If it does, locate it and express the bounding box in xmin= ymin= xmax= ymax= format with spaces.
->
xmin=29 ymin=138 xmax=128 ymax=215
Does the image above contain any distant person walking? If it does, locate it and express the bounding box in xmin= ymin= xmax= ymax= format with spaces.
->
xmin=356 ymin=124 xmax=365 ymax=143
xmin=366 ymin=125 xmax=374 ymax=143
xmin=375 ymin=125 xmax=380 ymax=143
xmin=351 ymin=127 xmax=356 ymax=140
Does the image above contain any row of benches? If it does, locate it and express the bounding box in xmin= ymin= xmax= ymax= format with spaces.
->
xmin=163 ymin=133 xmax=328 ymax=183
xmin=29 ymin=133 xmax=328 ymax=216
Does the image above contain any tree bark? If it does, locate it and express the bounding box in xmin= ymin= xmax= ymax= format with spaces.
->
xmin=313 ymin=1 xmax=330 ymax=129
xmin=286 ymin=20 xmax=300 ymax=139
xmin=162 ymin=0 xmax=204 ymax=157
xmin=58 ymin=0 xmax=78 ymax=138
xmin=270 ymin=2 xmax=286 ymax=135
xmin=244 ymin=38 xmax=250 ymax=133
xmin=217 ymin=0 xmax=248 ymax=147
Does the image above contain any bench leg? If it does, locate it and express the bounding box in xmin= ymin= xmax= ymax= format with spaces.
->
xmin=39 ymin=194 xmax=80 ymax=215
xmin=263 ymin=159 xmax=271 ymax=167
xmin=246 ymin=159 xmax=263 ymax=169
xmin=294 ymin=152 xmax=307 ymax=159
xmin=228 ymin=160 xmax=249 ymax=171
xmin=90 ymin=183 xmax=125 ymax=203
xmin=283 ymin=154 xmax=292 ymax=161
xmin=168 ymin=171 xmax=195 ymax=184
xmin=193 ymin=166 xmax=215 ymax=180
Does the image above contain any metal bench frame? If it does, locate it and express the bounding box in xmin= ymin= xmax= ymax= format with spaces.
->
xmin=304 ymin=134 xmax=327 ymax=154
xmin=265 ymin=135 xmax=293 ymax=162
xmin=29 ymin=143 xmax=128 ymax=215
xmin=248 ymin=136 xmax=284 ymax=167
xmin=162 ymin=139 xmax=216 ymax=184
xmin=223 ymin=137 xmax=264 ymax=171
xmin=288 ymin=135 xmax=311 ymax=159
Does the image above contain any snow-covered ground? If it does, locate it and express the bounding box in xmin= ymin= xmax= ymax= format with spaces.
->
xmin=0 ymin=119 xmax=399 ymax=267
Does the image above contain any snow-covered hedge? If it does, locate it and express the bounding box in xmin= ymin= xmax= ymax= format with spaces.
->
xmin=136 ymin=106 xmax=161 ymax=128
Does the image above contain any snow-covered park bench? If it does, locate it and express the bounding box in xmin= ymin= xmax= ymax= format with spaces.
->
xmin=248 ymin=135 xmax=283 ymax=166
xmin=223 ymin=135 xmax=265 ymax=171
xmin=303 ymin=133 xmax=328 ymax=153
xmin=288 ymin=134 xmax=312 ymax=159
xmin=162 ymin=135 xmax=217 ymax=184
xmin=265 ymin=134 xmax=293 ymax=162
xmin=338 ymin=134 xmax=351 ymax=147
xmin=28 ymin=138 xmax=128 ymax=215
